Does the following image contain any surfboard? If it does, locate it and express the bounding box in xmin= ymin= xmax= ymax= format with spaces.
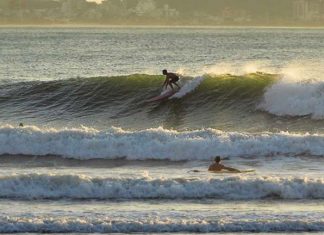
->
xmin=211 ymin=170 xmax=255 ymax=174
xmin=146 ymin=89 xmax=179 ymax=103
xmin=188 ymin=170 xmax=255 ymax=174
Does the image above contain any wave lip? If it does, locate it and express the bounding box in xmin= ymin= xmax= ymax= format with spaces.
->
xmin=1 ymin=215 xmax=324 ymax=233
xmin=3 ymin=71 xmax=324 ymax=121
xmin=0 ymin=73 xmax=276 ymax=121
xmin=1 ymin=125 xmax=324 ymax=160
xmin=1 ymin=173 xmax=324 ymax=200
xmin=259 ymin=65 xmax=324 ymax=119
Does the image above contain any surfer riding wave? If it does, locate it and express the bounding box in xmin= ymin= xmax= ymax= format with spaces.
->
xmin=162 ymin=69 xmax=180 ymax=91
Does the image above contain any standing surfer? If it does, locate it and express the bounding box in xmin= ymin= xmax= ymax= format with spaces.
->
xmin=162 ymin=69 xmax=180 ymax=90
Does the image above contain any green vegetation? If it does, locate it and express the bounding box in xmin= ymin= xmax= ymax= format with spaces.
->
xmin=0 ymin=0 xmax=323 ymax=26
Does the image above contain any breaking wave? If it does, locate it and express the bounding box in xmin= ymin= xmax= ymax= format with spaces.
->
xmin=1 ymin=173 xmax=324 ymax=200
xmin=0 ymin=73 xmax=275 ymax=121
xmin=1 ymin=214 xmax=324 ymax=233
xmin=2 ymin=72 xmax=324 ymax=131
xmin=1 ymin=125 xmax=324 ymax=160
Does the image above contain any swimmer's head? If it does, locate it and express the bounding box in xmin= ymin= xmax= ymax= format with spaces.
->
xmin=214 ymin=156 xmax=221 ymax=163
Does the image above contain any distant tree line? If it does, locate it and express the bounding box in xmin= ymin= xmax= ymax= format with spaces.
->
xmin=0 ymin=0 xmax=323 ymax=26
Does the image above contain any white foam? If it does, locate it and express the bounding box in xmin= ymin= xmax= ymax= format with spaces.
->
xmin=259 ymin=62 xmax=324 ymax=119
xmin=170 ymin=76 xmax=205 ymax=99
xmin=0 ymin=173 xmax=324 ymax=200
xmin=1 ymin=125 xmax=324 ymax=160
xmin=0 ymin=214 xmax=323 ymax=233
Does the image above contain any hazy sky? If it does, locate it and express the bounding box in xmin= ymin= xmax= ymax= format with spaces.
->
xmin=87 ymin=0 xmax=103 ymax=3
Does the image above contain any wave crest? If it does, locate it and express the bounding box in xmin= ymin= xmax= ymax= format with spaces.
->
xmin=1 ymin=214 xmax=324 ymax=233
xmin=1 ymin=173 xmax=324 ymax=200
xmin=1 ymin=125 xmax=324 ymax=160
xmin=0 ymin=73 xmax=275 ymax=120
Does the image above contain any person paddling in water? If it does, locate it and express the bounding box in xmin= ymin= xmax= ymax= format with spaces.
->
xmin=162 ymin=69 xmax=180 ymax=91
xmin=208 ymin=156 xmax=241 ymax=173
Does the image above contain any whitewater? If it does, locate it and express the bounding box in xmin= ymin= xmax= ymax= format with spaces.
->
xmin=2 ymin=125 xmax=324 ymax=160
xmin=1 ymin=173 xmax=324 ymax=200
xmin=1 ymin=27 xmax=324 ymax=234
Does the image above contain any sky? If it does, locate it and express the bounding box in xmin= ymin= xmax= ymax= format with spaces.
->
xmin=87 ymin=0 xmax=103 ymax=3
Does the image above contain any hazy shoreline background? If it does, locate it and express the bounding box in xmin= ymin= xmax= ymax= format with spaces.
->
xmin=1 ymin=0 xmax=323 ymax=27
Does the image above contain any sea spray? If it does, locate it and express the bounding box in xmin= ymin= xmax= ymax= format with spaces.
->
xmin=171 ymin=76 xmax=205 ymax=99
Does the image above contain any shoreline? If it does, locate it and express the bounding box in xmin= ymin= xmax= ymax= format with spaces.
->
xmin=0 ymin=24 xmax=324 ymax=29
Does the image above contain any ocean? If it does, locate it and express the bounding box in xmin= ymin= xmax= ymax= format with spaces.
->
xmin=0 ymin=27 xmax=324 ymax=234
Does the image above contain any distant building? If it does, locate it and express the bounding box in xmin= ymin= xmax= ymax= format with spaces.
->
xmin=294 ymin=0 xmax=324 ymax=22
